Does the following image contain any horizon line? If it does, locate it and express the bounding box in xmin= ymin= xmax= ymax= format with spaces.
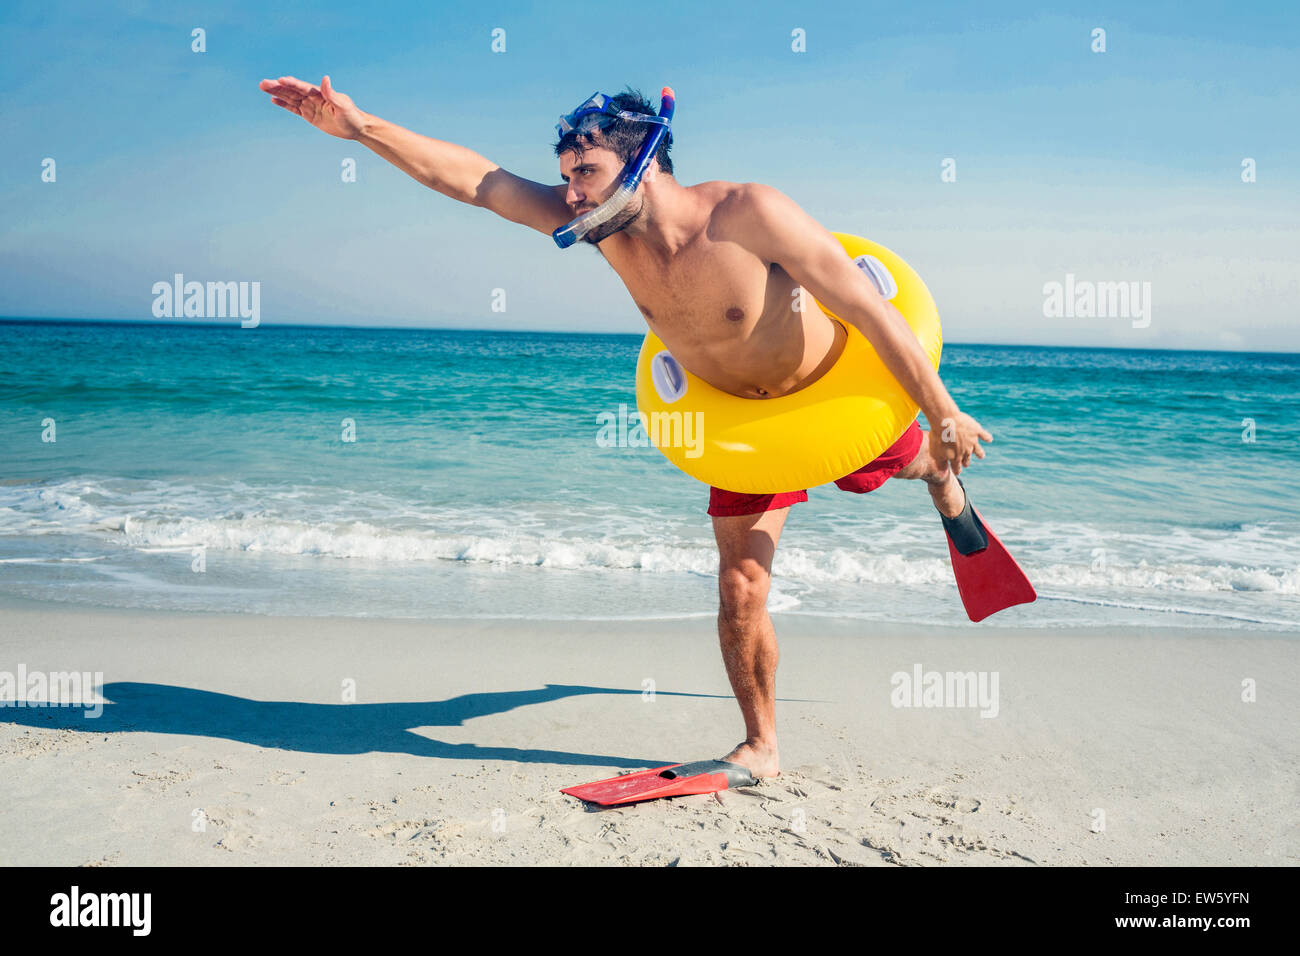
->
xmin=1 ymin=315 xmax=1296 ymax=358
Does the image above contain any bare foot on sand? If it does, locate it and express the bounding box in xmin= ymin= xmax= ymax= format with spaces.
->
xmin=723 ymin=739 xmax=780 ymax=780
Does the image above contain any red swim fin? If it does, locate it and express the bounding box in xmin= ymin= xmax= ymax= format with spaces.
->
xmin=561 ymin=760 xmax=757 ymax=806
xmin=941 ymin=480 xmax=1037 ymax=623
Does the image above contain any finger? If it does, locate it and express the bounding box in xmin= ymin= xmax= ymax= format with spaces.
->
xmin=263 ymin=83 xmax=306 ymax=104
xmin=965 ymin=417 xmax=993 ymax=443
xmin=296 ymin=91 xmax=324 ymax=115
xmin=270 ymin=97 xmax=301 ymax=115
xmin=276 ymin=75 xmax=319 ymax=95
xmin=321 ymin=74 xmax=334 ymax=101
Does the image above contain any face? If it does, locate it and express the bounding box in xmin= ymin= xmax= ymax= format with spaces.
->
xmin=559 ymin=141 xmax=647 ymax=244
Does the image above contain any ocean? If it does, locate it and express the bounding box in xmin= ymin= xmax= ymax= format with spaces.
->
xmin=2 ymin=319 xmax=1297 ymax=630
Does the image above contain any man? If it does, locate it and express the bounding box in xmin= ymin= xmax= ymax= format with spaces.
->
xmin=259 ymin=77 xmax=995 ymax=782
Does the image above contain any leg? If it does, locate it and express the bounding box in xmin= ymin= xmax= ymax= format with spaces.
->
xmin=711 ymin=506 xmax=788 ymax=779
xmin=893 ymin=429 xmax=966 ymax=518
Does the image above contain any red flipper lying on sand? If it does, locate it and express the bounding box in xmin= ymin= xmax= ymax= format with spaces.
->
xmin=561 ymin=760 xmax=757 ymax=806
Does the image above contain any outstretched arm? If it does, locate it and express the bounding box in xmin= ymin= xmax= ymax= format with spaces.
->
xmin=257 ymin=75 xmax=572 ymax=235
xmin=731 ymin=183 xmax=991 ymax=474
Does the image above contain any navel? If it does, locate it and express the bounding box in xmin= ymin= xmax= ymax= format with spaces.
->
xmin=639 ymin=304 xmax=653 ymax=320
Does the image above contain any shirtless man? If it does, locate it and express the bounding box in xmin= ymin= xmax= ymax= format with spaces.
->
xmin=259 ymin=77 xmax=993 ymax=782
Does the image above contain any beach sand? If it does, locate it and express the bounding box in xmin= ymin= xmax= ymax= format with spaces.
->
xmin=1 ymin=597 xmax=1295 ymax=867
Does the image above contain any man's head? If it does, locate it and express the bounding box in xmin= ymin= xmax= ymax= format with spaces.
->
xmin=553 ymin=88 xmax=674 ymax=244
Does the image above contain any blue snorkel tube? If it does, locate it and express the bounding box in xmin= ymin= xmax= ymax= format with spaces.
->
xmin=552 ymin=86 xmax=676 ymax=248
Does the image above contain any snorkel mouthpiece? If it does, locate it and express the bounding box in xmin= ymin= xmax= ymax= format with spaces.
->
xmin=553 ymin=86 xmax=676 ymax=248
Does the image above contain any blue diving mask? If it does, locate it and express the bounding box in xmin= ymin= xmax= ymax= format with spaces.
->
xmin=552 ymin=86 xmax=675 ymax=248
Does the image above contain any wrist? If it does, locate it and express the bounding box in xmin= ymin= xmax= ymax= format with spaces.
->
xmin=924 ymin=402 xmax=960 ymax=428
xmin=355 ymin=112 xmax=381 ymax=142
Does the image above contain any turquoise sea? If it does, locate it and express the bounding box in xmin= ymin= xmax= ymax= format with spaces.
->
xmin=2 ymin=319 xmax=1297 ymax=630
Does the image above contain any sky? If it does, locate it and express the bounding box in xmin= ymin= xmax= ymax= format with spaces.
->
xmin=1 ymin=0 xmax=1297 ymax=350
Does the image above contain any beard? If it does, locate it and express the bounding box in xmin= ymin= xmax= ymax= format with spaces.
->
xmin=580 ymin=193 xmax=647 ymax=244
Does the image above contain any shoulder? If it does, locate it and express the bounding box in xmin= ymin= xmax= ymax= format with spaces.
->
xmin=711 ymin=182 xmax=801 ymax=236
xmin=708 ymin=182 xmax=821 ymax=263
xmin=719 ymin=181 xmax=792 ymax=212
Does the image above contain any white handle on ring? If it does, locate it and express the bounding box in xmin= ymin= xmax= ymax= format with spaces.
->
xmin=854 ymin=254 xmax=898 ymax=300
xmin=649 ymin=350 xmax=688 ymax=403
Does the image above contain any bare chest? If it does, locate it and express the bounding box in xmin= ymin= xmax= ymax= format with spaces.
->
xmin=594 ymin=191 xmax=840 ymax=399
xmin=603 ymin=236 xmax=794 ymax=355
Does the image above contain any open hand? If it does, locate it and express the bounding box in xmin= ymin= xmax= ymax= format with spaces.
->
xmin=258 ymin=75 xmax=365 ymax=140
xmin=929 ymin=410 xmax=992 ymax=476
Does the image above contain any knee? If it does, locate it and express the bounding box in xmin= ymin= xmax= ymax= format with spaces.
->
xmin=718 ymin=563 xmax=770 ymax=624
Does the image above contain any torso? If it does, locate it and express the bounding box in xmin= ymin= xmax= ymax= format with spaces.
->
xmin=596 ymin=181 xmax=845 ymax=399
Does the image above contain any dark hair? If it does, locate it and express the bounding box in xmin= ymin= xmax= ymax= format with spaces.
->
xmin=552 ymin=86 xmax=674 ymax=176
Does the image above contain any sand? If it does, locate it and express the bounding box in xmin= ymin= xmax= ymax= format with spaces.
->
xmin=0 ymin=597 xmax=1295 ymax=866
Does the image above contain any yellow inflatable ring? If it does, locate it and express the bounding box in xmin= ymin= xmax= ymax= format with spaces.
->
xmin=634 ymin=233 xmax=942 ymax=494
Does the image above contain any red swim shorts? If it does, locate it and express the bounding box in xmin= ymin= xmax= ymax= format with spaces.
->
xmin=707 ymin=419 xmax=924 ymax=517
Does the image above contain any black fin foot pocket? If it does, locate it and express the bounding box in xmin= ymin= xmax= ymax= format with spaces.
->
xmin=940 ymin=477 xmax=989 ymax=556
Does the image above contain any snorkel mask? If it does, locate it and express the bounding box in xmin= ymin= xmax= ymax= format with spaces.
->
xmin=552 ymin=86 xmax=676 ymax=248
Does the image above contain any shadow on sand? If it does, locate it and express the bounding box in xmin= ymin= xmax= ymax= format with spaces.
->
xmin=1 ymin=682 xmax=741 ymax=769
